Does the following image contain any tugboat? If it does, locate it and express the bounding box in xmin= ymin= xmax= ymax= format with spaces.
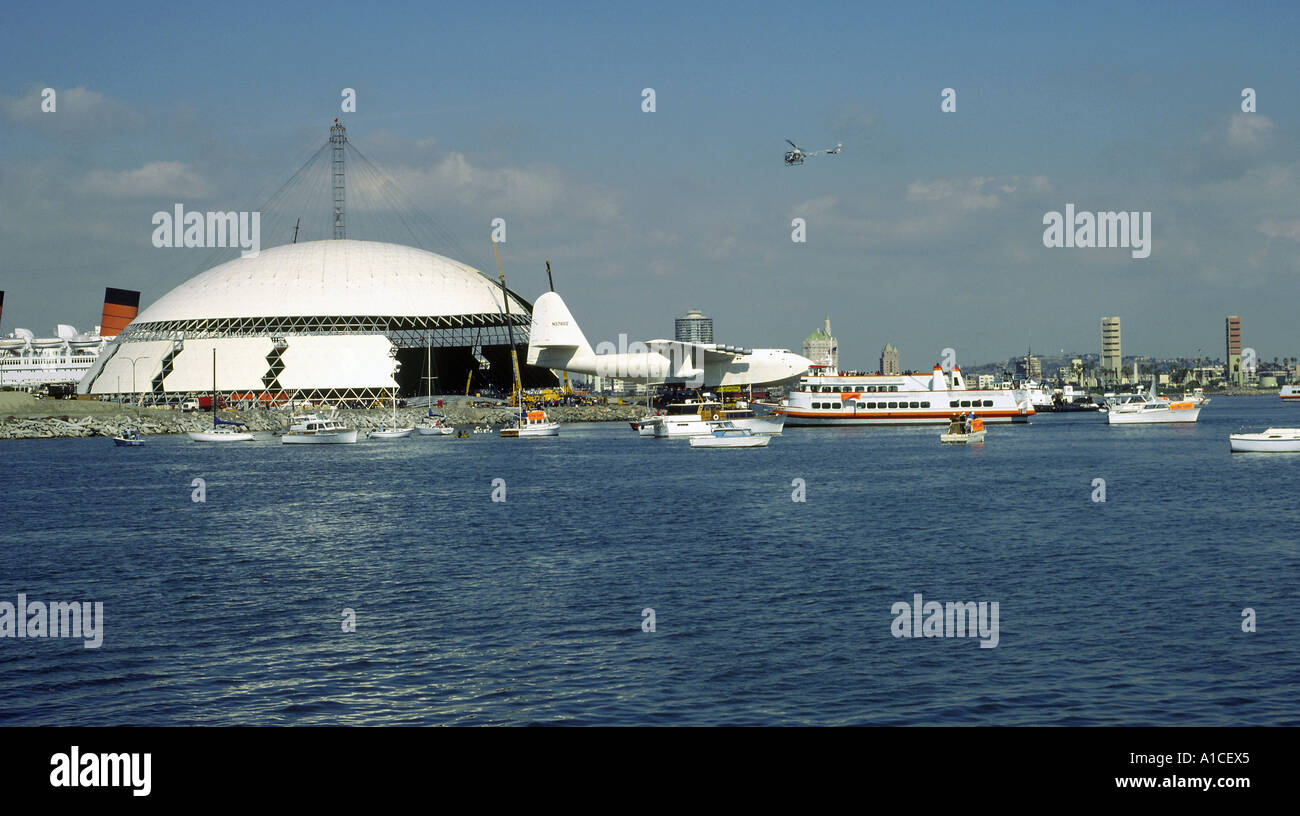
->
xmin=940 ymin=413 xmax=986 ymax=443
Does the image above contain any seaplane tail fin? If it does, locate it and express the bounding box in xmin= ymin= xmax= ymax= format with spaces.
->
xmin=527 ymin=291 xmax=595 ymax=367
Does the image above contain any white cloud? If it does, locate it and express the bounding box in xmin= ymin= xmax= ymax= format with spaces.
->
xmin=0 ymin=85 xmax=142 ymax=133
xmin=399 ymin=152 xmax=621 ymax=223
xmin=84 ymin=161 xmax=209 ymax=198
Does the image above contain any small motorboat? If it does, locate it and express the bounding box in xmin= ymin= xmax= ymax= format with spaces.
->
xmin=688 ymin=421 xmax=770 ymax=448
xmin=1229 ymin=428 xmax=1300 ymax=453
xmin=940 ymin=413 xmax=986 ymax=444
xmin=500 ymin=409 xmax=560 ymax=438
xmin=113 ymin=429 xmax=145 ymax=447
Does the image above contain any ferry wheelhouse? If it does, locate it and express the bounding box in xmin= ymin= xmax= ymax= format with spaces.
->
xmin=773 ymin=365 xmax=1033 ymax=426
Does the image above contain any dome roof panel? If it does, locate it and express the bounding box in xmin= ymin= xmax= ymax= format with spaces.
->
xmin=132 ymin=240 xmax=528 ymax=324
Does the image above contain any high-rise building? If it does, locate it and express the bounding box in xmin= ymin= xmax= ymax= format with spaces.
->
xmin=1226 ymin=315 xmax=1242 ymax=385
xmin=880 ymin=343 xmax=899 ymax=375
xmin=1101 ymin=317 xmax=1122 ymax=382
xmin=675 ymin=308 xmax=713 ymax=343
xmin=802 ymin=317 xmax=838 ymax=371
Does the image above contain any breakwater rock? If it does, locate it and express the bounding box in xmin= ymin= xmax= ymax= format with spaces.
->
xmin=0 ymin=403 xmax=646 ymax=440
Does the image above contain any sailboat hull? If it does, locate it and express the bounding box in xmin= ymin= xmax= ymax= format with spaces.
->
xmin=188 ymin=430 xmax=255 ymax=442
xmin=367 ymin=428 xmax=414 ymax=439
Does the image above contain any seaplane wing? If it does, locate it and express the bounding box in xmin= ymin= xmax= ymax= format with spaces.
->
xmin=527 ymin=292 xmax=811 ymax=387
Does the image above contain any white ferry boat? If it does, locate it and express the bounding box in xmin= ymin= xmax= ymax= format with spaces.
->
xmin=772 ymin=366 xmax=1033 ymax=426
xmin=1280 ymin=385 xmax=1300 ymax=401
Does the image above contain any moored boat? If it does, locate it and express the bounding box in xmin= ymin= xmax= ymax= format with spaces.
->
xmin=1106 ymin=380 xmax=1207 ymax=424
xmin=1229 ymin=428 xmax=1300 ymax=453
xmin=500 ymin=409 xmax=560 ymax=437
xmin=651 ymin=397 xmax=783 ymax=437
xmin=188 ymin=349 xmax=255 ymax=441
xmin=688 ymin=420 xmax=770 ymax=448
xmin=416 ymin=413 xmax=455 ymax=436
xmin=282 ymin=412 xmax=358 ymax=444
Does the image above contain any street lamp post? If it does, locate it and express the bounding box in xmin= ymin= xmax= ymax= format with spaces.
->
xmin=123 ymin=356 xmax=151 ymax=406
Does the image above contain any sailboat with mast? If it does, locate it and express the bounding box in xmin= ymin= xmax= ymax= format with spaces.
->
xmin=417 ymin=336 xmax=454 ymax=435
xmin=188 ymin=349 xmax=256 ymax=442
xmin=367 ymin=389 xmax=414 ymax=439
xmin=498 ymin=250 xmax=559 ymax=438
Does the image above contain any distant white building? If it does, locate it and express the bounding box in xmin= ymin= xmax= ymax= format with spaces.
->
xmin=802 ymin=317 xmax=838 ymax=372
xmin=978 ymin=374 xmax=995 ymax=389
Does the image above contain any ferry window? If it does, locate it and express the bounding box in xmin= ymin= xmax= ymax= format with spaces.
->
xmin=960 ymin=400 xmax=971 ymax=408
xmin=909 ymin=401 xmax=919 ymax=408
xmin=812 ymin=402 xmax=820 ymax=409
xmin=888 ymin=401 xmax=898 ymax=408
xmin=982 ymin=400 xmax=993 ymax=407
xmin=868 ymin=402 xmax=877 ymax=409
xmin=867 ymin=386 xmax=876 ymax=392
xmin=921 ymin=401 xmax=930 ymax=408
xmin=855 ymin=386 xmax=863 ymax=392
xmin=890 ymin=386 xmax=899 ymax=392
xmin=949 ymin=400 xmax=959 ymax=408
xmin=832 ymin=403 xmax=841 ymax=409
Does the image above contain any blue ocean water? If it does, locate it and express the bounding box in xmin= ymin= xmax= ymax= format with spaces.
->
xmin=1 ymin=396 xmax=1297 ymax=725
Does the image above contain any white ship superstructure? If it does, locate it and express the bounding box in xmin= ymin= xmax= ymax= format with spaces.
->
xmin=0 ymin=326 xmax=108 ymax=388
xmin=774 ymin=365 xmax=1034 ymax=425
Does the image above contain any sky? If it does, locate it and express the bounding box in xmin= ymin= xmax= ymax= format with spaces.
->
xmin=2 ymin=0 xmax=1298 ymax=371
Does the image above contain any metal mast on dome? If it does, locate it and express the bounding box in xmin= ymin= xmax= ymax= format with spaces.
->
xmin=330 ymin=119 xmax=347 ymax=239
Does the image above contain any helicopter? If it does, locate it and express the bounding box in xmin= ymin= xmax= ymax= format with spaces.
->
xmin=784 ymin=139 xmax=843 ymax=166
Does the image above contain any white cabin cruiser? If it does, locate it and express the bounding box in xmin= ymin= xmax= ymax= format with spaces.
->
xmin=282 ymin=413 xmax=358 ymax=444
xmin=651 ymin=398 xmax=783 ymax=437
xmin=1106 ymin=380 xmax=1207 ymax=424
xmin=688 ymin=420 xmax=770 ymax=448
xmin=1229 ymin=428 xmax=1300 ymax=453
